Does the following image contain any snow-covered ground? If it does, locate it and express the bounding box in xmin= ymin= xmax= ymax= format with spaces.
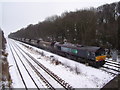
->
xmin=7 ymin=39 xmax=116 ymax=88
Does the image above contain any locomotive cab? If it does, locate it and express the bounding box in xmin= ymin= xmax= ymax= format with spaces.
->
xmin=95 ymin=48 xmax=106 ymax=67
xmin=95 ymin=48 xmax=106 ymax=61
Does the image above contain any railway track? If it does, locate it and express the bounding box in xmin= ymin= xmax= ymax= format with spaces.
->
xmin=11 ymin=42 xmax=56 ymax=89
xmin=8 ymin=43 xmax=28 ymax=89
xmin=8 ymin=41 xmax=43 ymax=89
xmin=10 ymin=39 xmax=74 ymax=90
xmin=100 ymin=60 xmax=120 ymax=75
xmin=11 ymin=41 xmax=60 ymax=89
xmin=105 ymin=59 xmax=120 ymax=66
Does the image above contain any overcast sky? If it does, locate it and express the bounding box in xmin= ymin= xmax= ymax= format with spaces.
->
xmin=0 ymin=0 xmax=120 ymax=36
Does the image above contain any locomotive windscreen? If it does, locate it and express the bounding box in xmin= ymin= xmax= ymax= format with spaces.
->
xmin=95 ymin=49 xmax=105 ymax=56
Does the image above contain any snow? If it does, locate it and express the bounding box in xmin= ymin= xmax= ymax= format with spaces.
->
xmin=7 ymin=40 xmax=46 ymax=88
xmin=106 ymin=58 xmax=120 ymax=64
xmin=34 ymin=56 xmax=114 ymax=88
xmin=12 ymin=49 xmax=38 ymax=88
xmin=15 ymin=45 xmax=64 ymax=88
xmin=6 ymin=42 xmax=24 ymax=88
xmin=7 ymin=39 xmax=116 ymax=88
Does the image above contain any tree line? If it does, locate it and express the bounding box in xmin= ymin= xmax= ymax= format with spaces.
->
xmin=8 ymin=1 xmax=120 ymax=50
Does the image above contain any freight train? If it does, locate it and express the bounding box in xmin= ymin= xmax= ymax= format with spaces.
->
xmin=12 ymin=38 xmax=106 ymax=67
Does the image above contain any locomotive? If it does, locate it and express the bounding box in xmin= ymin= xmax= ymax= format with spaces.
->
xmin=13 ymin=38 xmax=106 ymax=67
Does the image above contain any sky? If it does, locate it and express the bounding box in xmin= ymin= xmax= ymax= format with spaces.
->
xmin=0 ymin=0 xmax=120 ymax=36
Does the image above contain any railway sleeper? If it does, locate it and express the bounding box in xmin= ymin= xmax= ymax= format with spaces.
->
xmin=19 ymin=48 xmax=73 ymax=89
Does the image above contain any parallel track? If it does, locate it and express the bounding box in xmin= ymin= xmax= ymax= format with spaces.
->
xmin=12 ymin=42 xmax=57 ymax=90
xmin=105 ymin=60 xmax=120 ymax=66
xmin=105 ymin=63 xmax=120 ymax=69
xmin=100 ymin=60 xmax=120 ymax=75
xmin=11 ymin=39 xmax=74 ymax=90
xmin=11 ymin=42 xmax=52 ymax=89
xmin=8 ymin=42 xmax=32 ymax=89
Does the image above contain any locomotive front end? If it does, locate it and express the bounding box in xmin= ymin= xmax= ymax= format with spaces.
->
xmin=96 ymin=55 xmax=106 ymax=62
xmin=95 ymin=48 xmax=106 ymax=67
